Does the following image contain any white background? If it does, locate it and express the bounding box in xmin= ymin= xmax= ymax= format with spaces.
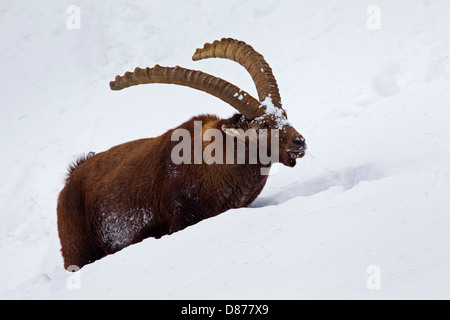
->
xmin=1 ymin=0 xmax=449 ymax=299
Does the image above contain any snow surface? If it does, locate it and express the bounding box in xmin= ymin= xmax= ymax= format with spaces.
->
xmin=1 ymin=0 xmax=450 ymax=299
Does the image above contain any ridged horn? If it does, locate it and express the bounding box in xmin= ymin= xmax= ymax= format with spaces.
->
xmin=110 ymin=65 xmax=265 ymax=120
xmin=192 ymin=38 xmax=282 ymax=109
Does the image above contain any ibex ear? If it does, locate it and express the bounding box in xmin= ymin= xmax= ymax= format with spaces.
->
xmin=221 ymin=125 xmax=241 ymax=137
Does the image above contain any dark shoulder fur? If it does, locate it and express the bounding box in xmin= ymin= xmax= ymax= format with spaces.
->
xmin=67 ymin=152 xmax=96 ymax=174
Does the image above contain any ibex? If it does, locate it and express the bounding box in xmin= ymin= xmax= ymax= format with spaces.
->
xmin=57 ymin=38 xmax=307 ymax=269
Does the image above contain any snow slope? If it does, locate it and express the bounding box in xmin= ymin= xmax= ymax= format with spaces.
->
xmin=1 ymin=0 xmax=450 ymax=299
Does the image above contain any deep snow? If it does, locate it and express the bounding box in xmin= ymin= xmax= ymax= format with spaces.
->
xmin=1 ymin=0 xmax=450 ymax=299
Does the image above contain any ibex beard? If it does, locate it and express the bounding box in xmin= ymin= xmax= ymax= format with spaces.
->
xmin=57 ymin=38 xmax=307 ymax=269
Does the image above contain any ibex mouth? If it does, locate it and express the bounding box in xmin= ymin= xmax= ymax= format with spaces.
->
xmin=282 ymin=149 xmax=306 ymax=167
xmin=287 ymin=149 xmax=306 ymax=159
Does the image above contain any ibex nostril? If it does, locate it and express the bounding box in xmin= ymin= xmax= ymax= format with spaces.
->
xmin=293 ymin=136 xmax=305 ymax=145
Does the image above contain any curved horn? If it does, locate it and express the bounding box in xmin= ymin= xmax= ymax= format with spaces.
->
xmin=110 ymin=65 xmax=265 ymax=120
xmin=192 ymin=38 xmax=282 ymax=110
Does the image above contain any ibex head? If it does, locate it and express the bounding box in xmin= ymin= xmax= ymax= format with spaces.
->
xmin=110 ymin=38 xmax=306 ymax=167
xmin=193 ymin=38 xmax=306 ymax=167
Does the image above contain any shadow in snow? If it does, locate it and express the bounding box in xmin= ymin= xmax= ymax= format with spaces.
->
xmin=251 ymin=162 xmax=387 ymax=208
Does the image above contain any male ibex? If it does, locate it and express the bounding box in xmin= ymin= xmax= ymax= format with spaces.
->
xmin=57 ymin=38 xmax=307 ymax=269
